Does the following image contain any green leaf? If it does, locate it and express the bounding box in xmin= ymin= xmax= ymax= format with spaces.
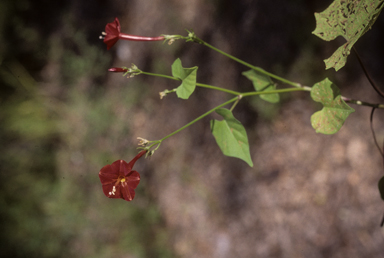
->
xmin=310 ymin=78 xmax=355 ymax=134
xmin=379 ymin=176 xmax=384 ymax=201
xmin=312 ymin=0 xmax=384 ymax=71
xmin=242 ymin=69 xmax=279 ymax=103
xmin=171 ymin=58 xmax=198 ymax=99
xmin=210 ymin=108 xmax=253 ymax=167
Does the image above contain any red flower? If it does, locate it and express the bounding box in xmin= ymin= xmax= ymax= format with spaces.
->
xmin=100 ymin=18 xmax=165 ymax=50
xmin=99 ymin=150 xmax=147 ymax=201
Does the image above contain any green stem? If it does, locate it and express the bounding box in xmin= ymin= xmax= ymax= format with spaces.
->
xmin=242 ymin=87 xmax=309 ymax=97
xmin=139 ymin=70 xmax=384 ymax=108
xmin=158 ymin=97 xmax=238 ymax=142
xmin=145 ymin=84 xmax=384 ymax=153
xmin=154 ymin=88 xmax=309 ymax=144
xmin=192 ymin=37 xmax=301 ymax=88
xmin=140 ymin=71 xmax=176 ymax=81
xmin=196 ymin=83 xmax=241 ymax=95
xmin=140 ymin=71 xmax=241 ymax=95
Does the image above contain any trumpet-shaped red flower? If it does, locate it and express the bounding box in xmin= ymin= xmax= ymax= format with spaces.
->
xmin=99 ymin=150 xmax=147 ymax=201
xmin=100 ymin=18 xmax=165 ymax=50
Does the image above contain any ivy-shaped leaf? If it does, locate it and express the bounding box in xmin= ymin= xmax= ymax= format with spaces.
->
xmin=242 ymin=69 xmax=279 ymax=103
xmin=171 ymin=58 xmax=198 ymax=99
xmin=310 ymin=78 xmax=355 ymax=134
xmin=210 ymin=108 xmax=253 ymax=167
xmin=313 ymin=0 xmax=384 ymax=71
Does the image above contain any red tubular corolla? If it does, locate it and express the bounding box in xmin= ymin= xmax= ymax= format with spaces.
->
xmin=101 ymin=18 xmax=165 ymax=50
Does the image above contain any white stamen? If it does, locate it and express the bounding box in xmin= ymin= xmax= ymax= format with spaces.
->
xmin=109 ymin=186 xmax=117 ymax=196
xmin=102 ymin=31 xmax=107 ymax=35
xmin=99 ymin=36 xmax=104 ymax=39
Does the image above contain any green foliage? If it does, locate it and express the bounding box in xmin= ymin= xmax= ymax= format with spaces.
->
xmin=242 ymin=69 xmax=279 ymax=103
xmin=313 ymin=0 xmax=384 ymax=71
xmin=210 ymin=108 xmax=253 ymax=167
xmin=171 ymin=58 xmax=198 ymax=99
xmin=5 ymin=99 xmax=57 ymax=140
xmin=0 ymin=64 xmax=60 ymax=257
xmin=0 ymin=140 xmax=60 ymax=258
xmin=310 ymin=78 xmax=355 ymax=134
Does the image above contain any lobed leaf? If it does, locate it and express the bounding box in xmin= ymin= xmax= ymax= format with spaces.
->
xmin=312 ymin=0 xmax=384 ymax=71
xmin=242 ymin=69 xmax=279 ymax=103
xmin=310 ymin=78 xmax=354 ymax=134
xmin=171 ymin=58 xmax=198 ymax=99
xmin=210 ymin=108 xmax=253 ymax=167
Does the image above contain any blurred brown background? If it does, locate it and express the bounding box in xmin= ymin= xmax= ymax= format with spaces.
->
xmin=1 ymin=0 xmax=384 ymax=257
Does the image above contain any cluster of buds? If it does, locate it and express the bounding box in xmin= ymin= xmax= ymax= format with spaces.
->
xmin=137 ymin=138 xmax=156 ymax=158
xmin=137 ymin=137 xmax=149 ymax=147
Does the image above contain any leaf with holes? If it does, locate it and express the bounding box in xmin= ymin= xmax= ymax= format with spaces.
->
xmin=312 ymin=0 xmax=384 ymax=71
xmin=242 ymin=69 xmax=279 ymax=103
xmin=171 ymin=58 xmax=198 ymax=99
xmin=310 ymin=78 xmax=354 ymax=134
xmin=210 ymin=108 xmax=253 ymax=167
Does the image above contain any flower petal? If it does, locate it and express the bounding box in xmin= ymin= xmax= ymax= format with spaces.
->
xmin=116 ymin=171 xmax=140 ymax=201
xmin=126 ymin=170 xmax=140 ymax=189
xmin=101 ymin=184 xmax=112 ymax=197
xmin=99 ymin=160 xmax=124 ymax=198
xmin=105 ymin=17 xmax=120 ymax=34
xmin=120 ymin=182 xmax=135 ymax=201
xmin=103 ymin=17 xmax=120 ymax=50
xmin=99 ymin=162 xmax=119 ymax=185
xmin=101 ymin=184 xmax=121 ymax=199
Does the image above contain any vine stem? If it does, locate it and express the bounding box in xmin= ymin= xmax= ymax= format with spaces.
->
xmin=192 ymin=37 xmax=301 ymax=88
xmin=157 ymin=96 xmax=238 ymax=142
xmin=138 ymin=72 xmax=384 ymax=153
xmin=353 ymin=47 xmax=384 ymax=98
xmin=140 ymin=71 xmax=241 ymax=95
xmin=148 ymin=87 xmax=309 ymax=149
xmin=140 ymin=70 xmax=384 ymax=109
xmin=342 ymin=97 xmax=384 ymax=109
xmin=242 ymin=87 xmax=309 ymax=97
xmin=369 ymin=108 xmax=383 ymax=156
